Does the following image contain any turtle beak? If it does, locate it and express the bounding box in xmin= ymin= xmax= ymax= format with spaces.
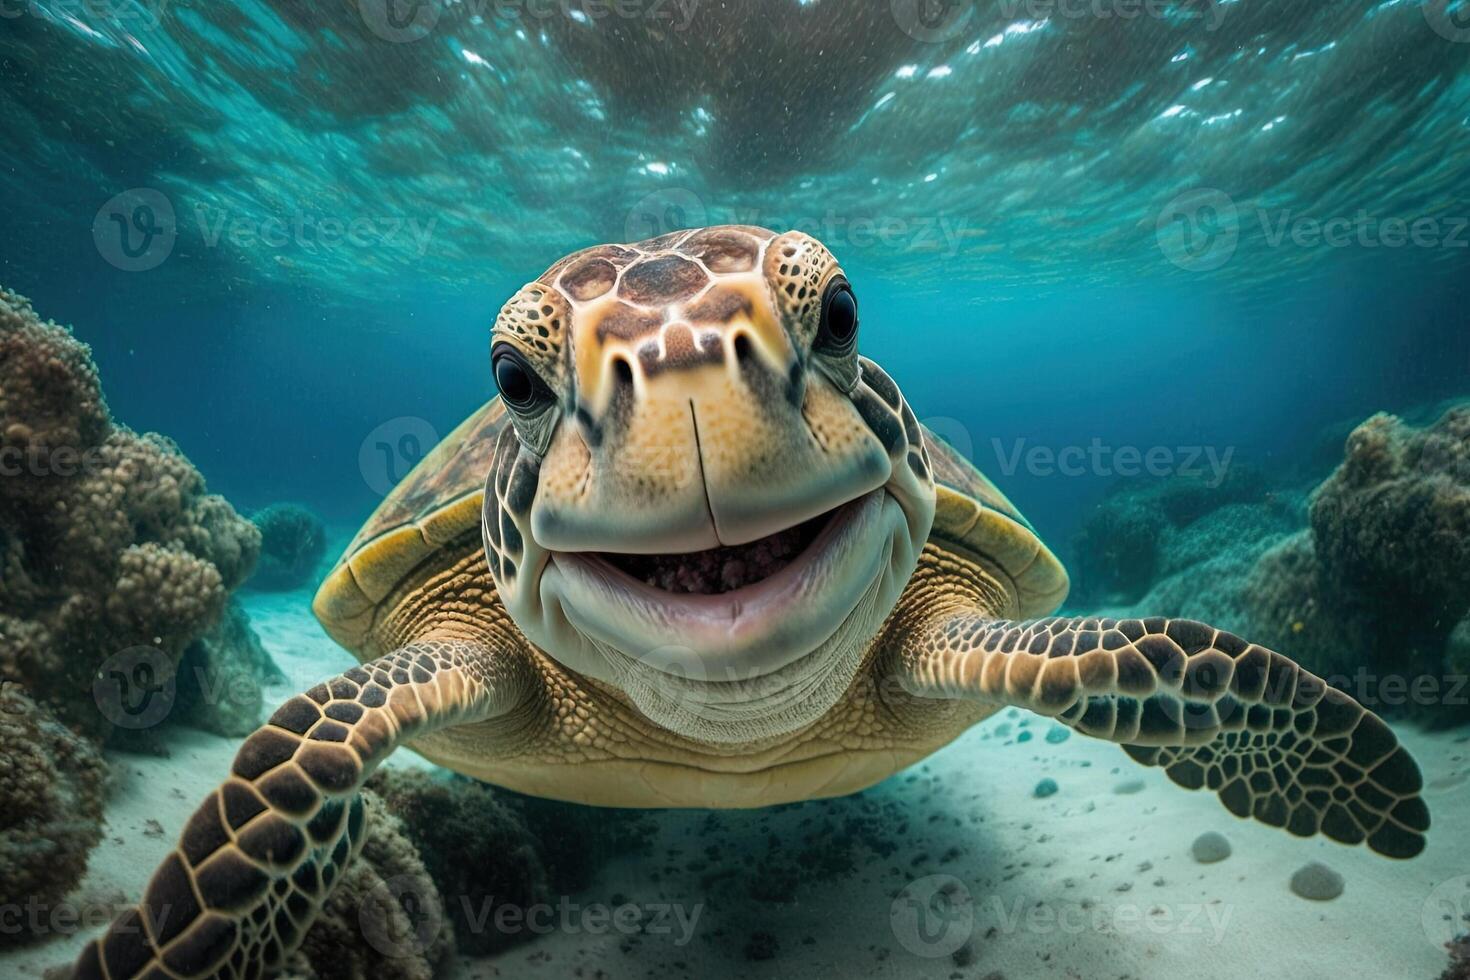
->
xmin=529 ymin=318 xmax=892 ymax=555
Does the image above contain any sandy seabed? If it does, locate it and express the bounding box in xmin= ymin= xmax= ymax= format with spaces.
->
xmin=4 ymin=585 xmax=1467 ymax=980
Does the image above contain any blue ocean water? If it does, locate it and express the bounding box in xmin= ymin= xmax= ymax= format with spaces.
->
xmin=4 ymin=5 xmax=1470 ymax=979
xmin=4 ymin=1 xmax=1469 ymax=555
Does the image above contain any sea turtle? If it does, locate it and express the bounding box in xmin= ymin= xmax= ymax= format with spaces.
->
xmin=76 ymin=226 xmax=1429 ymax=980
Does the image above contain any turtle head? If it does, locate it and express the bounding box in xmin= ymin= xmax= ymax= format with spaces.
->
xmin=484 ymin=226 xmax=936 ymax=742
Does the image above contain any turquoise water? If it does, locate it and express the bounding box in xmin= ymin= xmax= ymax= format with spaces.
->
xmin=3 ymin=3 xmax=1470 ymax=978
xmin=4 ymin=0 xmax=1469 ymax=542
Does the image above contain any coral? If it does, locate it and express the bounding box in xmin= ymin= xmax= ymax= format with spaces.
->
xmin=1070 ymin=465 xmax=1278 ymax=606
xmin=175 ymin=599 xmax=287 ymax=737
xmin=280 ymin=791 xmax=454 ymax=980
xmin=1240 ymin=409 xmax=1470 ymax=724
xmin=367 ymin=769 xmax=655 ymax=955
xmin=1110 ymin=406 xmax=1470 ymax=725
xmin=0 ymin=683 xmax=107 ymax=946
xmin=248 ymin=502 xmax=328 ymax=591
xmin=0 ymin=287 xmax=272 ymax=740
xmin=1309 ymin=410 xmax=1470 ymax=620
xmin=1450 ymin=616 xmax=1470 ymax=680
xmin=1443 ymin=935 xmax=1470 ymax=980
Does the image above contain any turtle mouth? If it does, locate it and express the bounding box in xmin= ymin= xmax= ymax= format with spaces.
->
xmin=592 ymin=509 xmax=833 ymax=596
xmin=544 ymin=488 xmax=901 ymax=675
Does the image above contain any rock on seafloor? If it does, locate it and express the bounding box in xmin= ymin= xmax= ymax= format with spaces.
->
xmin=1191 ymin=831 xmax=1232 ymax=864
xmin=1289 ymin=861 xmax=1345 ymax=901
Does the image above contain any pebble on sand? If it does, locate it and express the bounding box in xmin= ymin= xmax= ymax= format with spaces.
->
xmin=1034 ymin=778 xmax=1059 ymax=798
xmin=1191 ymin=831 xmax=1232 ymax=863
xmin=1289 ymin=861 xmax=1345 ymax=901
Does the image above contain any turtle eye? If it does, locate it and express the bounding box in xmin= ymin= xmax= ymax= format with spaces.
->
xmin=817 ymin=278 xmax=858 ymax=354
xmin=492 ymin=345 xmax=548 ymax=412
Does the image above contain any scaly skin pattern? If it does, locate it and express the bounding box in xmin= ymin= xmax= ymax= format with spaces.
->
xmin=371 ymin=538 xmax=996 ymax=808
xmin=890 ymin=601 xmax=1430 ymax=859
xmin=71 ymin=633 xmax=530 ymax=980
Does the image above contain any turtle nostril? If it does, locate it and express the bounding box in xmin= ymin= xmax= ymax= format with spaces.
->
xmin=732 ymin=333 xmax=753 ymax=364
xmin=612 ymin=356 xmax=634 ymax=388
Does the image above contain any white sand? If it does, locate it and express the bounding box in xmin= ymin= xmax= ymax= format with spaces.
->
xmin=6 ymin=587 xmax=1467 ymax=979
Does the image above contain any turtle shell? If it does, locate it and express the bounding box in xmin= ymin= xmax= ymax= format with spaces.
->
xmin=313 ymin=399 xmax=507 ymax=649
xmin=920 ymin=424 xmax=1070 ymax=617
xmin=313 ymin=402 xmax=1070 ymax=650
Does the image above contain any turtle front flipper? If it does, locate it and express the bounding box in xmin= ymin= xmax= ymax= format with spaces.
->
xmin=891 ymin=614 xmax=1430 ymax=858
xmin=71 ymin=636 xmax=532 ymax=980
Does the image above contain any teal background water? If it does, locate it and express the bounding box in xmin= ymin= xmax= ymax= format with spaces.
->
xmin=3 ymin=0 xmax=1469 ymax=552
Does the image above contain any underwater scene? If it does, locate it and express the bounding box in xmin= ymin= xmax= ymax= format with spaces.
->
xmin=2 ymin=1 xmax=1470 ymax=978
